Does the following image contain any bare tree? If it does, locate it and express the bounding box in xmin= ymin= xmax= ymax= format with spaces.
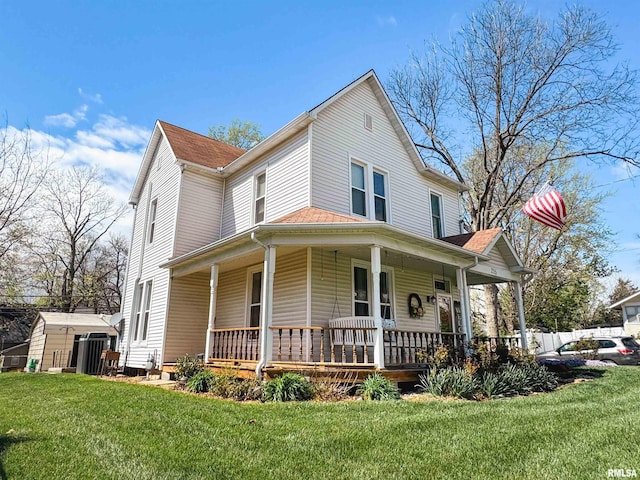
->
xmin=388 ymin=1 xmax=639 ymax=335
xmin=77 ymin=233 xmax=129 ymax=314
xmin=0 ymin=124 xmax=50 ymax=262
xmin=35 ymin=166 xmax=127 ymax=312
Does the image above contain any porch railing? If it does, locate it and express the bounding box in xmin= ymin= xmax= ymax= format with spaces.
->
xmin=210 ymin=327 xmax=261 ymax=361
xmin=385 ymin=330 xmax=466 ymax=366
xmin=207 ymin=326 xmax=465 ymax=367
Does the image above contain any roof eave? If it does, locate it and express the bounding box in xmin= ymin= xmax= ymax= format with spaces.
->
xmin=608 ymin=290 xmax=640 ymax=309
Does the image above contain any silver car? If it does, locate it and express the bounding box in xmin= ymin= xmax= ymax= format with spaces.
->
xmin=537 ymin=336 xmax=640 ymax=366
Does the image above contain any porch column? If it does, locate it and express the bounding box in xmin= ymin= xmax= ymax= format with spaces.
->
xmin=513 ymin=280 xmax=528 ymax=351
xmin=204 ymin=264 xmax=219 ymax=361
xmin=370 ymin=245 xmax=385 ymax=369
xmin=456 ymin=268 xmax=472 ymax=342
xmin=257 ymin=245 xmax=276 ymax=377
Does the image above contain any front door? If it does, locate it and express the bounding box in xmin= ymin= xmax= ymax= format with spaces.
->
xmin=437 ymin=294 xmax=454 ymax=333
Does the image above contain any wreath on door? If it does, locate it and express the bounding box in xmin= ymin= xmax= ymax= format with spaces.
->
xmin=408 ymin=293 xmax=424 ymax=318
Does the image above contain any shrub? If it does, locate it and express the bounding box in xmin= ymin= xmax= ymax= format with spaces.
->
xmin=174 ymin=354 xmax=204 ymax=379
xmin=358 ymin=373 xmax=400 ymax=401
xmin=417 ymin=367 xmax=478 ymax=400
xmin=496 ymin=363 xmax=530 ymax=396
xmin=516 ymin=362 xmax=559 ymax=392
xmin=478 ymin=371 xmax=508 ymax=399
xmin=263 ymin=373 xmax=314 ymax=402
xmin=418 ymin=362 xmax=559 ymax=400
xmin=209 ymin=372 xmax=263 ymax=401
xmin=417 ymin=344 xmax=452 ymax=369
xmin=186 ymin=370 xmax=215 ymax=393
xmin=312 ymin=372 xmax=358 ymax=402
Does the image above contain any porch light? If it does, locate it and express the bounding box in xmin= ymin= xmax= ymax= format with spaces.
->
xmin=427 ymin=296 xmax=437 ymax=305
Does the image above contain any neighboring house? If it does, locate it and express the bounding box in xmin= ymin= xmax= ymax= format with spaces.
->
xmin=609 ymin=291 xmax=640 ymax=337
xmin=26 ymin=312 xmax=116 ymax=372
xmin=0 ymin=342 xmax=29 ymax=372
xmin=119 ymin=70 xmax=530 ymax=379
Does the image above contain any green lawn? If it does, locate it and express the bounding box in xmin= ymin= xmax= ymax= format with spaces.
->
xmin=0 ymin=369 xmax=639 ymax=480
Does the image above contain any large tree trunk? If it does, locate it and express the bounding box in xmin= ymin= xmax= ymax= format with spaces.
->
xmin=484 ymin=284 xmax=501 ymax=337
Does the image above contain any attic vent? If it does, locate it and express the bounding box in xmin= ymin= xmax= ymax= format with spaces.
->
xmin=434 ymin=280 xmax=450 ymax=292
xmin=364 ymin=113 xmax=373 ymax=131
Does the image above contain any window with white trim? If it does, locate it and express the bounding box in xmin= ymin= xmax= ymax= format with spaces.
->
xmin=373 ymin=171 xmax=387 ymax=222
xmin=132 ymin=281 xmax=152 ymax=343
xmin=352 ymin=262 xmax=394 ymax=319
xmin=625 ymin=306 xmax=640 ymax=323
xmin=351 ymin=162 xmax=366 ymax=217
xmin=247 ymin=269 xmax=262 ymax=327
xmin=132 ymin=282 xmax=143 ymax=341
xmin=148 ymin=199 xmax=158 ymax=244
xmin=254 ymin=172 xmax=266 ymax=224
xmin=140 ymin=280 xmax=152 ymax=341
xmin=430 ymin=193 xmax=444 ymax=239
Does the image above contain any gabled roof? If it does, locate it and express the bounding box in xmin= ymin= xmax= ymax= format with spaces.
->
xmin=441 ymin=228 xmax=503 ymax=254
xmin=609 ymin=290 xmax=640 ymax=309
xmin=158 ymin=120 xmax=245 ymax=169
xmin=441 ymin=228 xmax=526 ymax=270
xmin=270 ymin=207 xmax=365 ymax=224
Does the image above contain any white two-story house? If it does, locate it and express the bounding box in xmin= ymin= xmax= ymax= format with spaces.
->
xmin=120 ymin=70 xmax=529 ymax=380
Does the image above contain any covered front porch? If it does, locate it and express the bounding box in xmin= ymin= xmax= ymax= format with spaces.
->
xmin=161 ymin=222 xmax=528 ymax=378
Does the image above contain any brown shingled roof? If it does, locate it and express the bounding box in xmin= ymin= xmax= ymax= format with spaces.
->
xmin=440 ymin=228 xmax=502 ymax=254
xmin=158 ymin=120 xmax=245 ymax=169
xmin=270 ymin=207 xmax=366 ymax=224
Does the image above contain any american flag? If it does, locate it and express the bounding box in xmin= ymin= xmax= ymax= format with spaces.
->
xmin=522 ymin=183 xmax=567 ymax=230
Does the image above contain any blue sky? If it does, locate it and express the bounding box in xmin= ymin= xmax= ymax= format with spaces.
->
xmin=0 ymin=0 xmax=638 ymax=292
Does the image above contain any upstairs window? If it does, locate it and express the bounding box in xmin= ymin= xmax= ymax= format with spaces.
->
xmin=351 ymin=163 xmax=366 ymax=217
xmin=254 ymin=172 xmax=266 ymax=224
xmin=148 ymin=199 xmax=158 ymax=244
xmin=430 ymin=193 xmax=444 ymax=238
xmin=373 ymin=171 xmax=387 ymax=222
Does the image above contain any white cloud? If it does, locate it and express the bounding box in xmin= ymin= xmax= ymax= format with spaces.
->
xmin=2 ymin=113 xmax=150 ymax=218
xmin=43 ymin=104 xmax=89 ymax=128
xmin=376 ymin=15 xmax=397 ymax=27
xmin=78 ymin=88 xmax=103 ymax=104
xmin=92 ymin=114 xmax=150 ymax=148
xmin=43 ymin=112 xmax=77 ymax=128
xmin=610 ymin=163 xmax=640 ymax=182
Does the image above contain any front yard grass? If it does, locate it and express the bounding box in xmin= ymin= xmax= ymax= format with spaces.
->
xmin=1 ymin=368 xmax=639 ymax=479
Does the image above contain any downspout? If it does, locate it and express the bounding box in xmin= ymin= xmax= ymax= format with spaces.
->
xmin=251 ymin=232 xmax=269 ymax=379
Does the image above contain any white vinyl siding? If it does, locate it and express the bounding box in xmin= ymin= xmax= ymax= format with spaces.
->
xmin=271 ymin=251 xmax=307 ymax=327
xmin=215 ymin=268 xmax=248 ymax=329
xmin=311 ymin=79 xmax=460 ymax=238
xmin=221 ymin=130 xmax=309 ymax=237
xmin=173 ymin=170 xmax=224 ymax=257
xmin=215 ymin=251 xmax=308 ymax=329
xmin=163 ymin=271 xmax=210 ymax=362
xmin=120 ymin=135 xmax=180 ymax=368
